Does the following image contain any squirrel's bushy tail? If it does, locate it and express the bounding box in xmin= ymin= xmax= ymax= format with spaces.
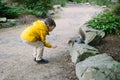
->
xmin=79 ymin=28 xmax=86 ymax=42
xmin=68 ymin=28 xmax=86 ymax=46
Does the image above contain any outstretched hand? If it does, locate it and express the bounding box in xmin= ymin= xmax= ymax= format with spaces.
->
xmin=52 ymin=45 xmax=57 ymax=48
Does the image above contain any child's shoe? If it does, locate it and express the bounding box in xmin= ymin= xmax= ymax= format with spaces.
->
xmin=35 ymin=59 xmax=49 ymax=64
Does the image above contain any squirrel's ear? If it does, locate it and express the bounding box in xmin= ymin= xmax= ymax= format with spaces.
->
xmin=68 ymin=39 xmax=74 ymax=46
xmin=68 ymin=40 xmax=72 ymax=44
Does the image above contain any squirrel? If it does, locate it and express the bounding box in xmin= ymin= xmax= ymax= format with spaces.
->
xmin=68 ymin=28 xmax=86 ymax=46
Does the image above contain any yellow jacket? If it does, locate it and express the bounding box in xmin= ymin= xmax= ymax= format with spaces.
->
xmin=20 ymin=20 xmax=52 ymax=48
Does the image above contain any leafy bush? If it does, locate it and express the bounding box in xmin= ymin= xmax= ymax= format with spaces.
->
xmin=4 ymin=7 xmax=21 ymax=19
xmin=0 ymin=0 xmax=20 ymax=19
xmin=24 ymin=9 xmax=42 ymax=17
xmin=112 ymin=2 xmax=120 ymax=16
xmin=68 ymin=0 xmax=113 ymax=6
xmin=86 ymin=11 xmax=120 ymax=35
xmin=0 ymin=21 xmax=15 ymax=28
xmin=71 ymin=0 xmax=85 ymax=3
xmin=59 ymin=0 xmax=68 ymax=7
xmin=11 ymin=0 xmax=54 ymax=18
xmin=53 ymin=0 xmax=68 ymax=6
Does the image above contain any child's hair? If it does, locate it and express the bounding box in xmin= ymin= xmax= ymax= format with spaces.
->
xmin=44 ymin=17 xmax=56 ymax=27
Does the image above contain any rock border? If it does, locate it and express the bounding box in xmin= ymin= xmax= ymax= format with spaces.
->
xmin=68 ymin=25 xmax=120 ymax=80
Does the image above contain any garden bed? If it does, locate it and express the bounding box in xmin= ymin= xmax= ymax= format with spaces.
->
xmin=95 ymin=35 xmax=120 ymax=62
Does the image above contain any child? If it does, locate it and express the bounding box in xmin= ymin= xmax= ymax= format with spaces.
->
xmin=20 ymin=17 xmax=57 ymax=64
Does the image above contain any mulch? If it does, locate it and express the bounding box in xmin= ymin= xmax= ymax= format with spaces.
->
xmin=95 ymin=35 xmax=120 ymax=62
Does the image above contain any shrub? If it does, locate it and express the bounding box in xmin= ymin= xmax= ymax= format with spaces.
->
xmin=86 ymin=11 xmax=120 ymax=35
xmin=0 ymin=0 xmax=20 ymax=19
xmin=59 ymin=0 xmax=68 ymax=7
xmin=53 ymin=0 xmax=68 ymax=6
xmin=11 ymin=0 xmax=54 ymax=18
xmin=4 ymin=7 xmax=21 ymax=19
xmin=68 ymin=0 xmax=113 ymax=6
xmin=112 ymin=2 xmax=120 ymax=16
xmin=0 ymin=21 xmax=15 ymax=28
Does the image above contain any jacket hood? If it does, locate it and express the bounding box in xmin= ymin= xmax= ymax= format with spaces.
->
xmin=33 ymin=20 xmax=45 ymax=28
xmin=33 ymin=20 xmax=49 ymax=35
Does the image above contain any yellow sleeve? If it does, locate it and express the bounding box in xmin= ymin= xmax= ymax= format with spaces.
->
xmin=39 ymin=31 xmax=52 ymax=48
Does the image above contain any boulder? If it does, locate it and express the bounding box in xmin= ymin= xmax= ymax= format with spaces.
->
xmin=69 ymin=43 xmax=99 ymax=63
xmin=76 ymin=54 xmax=120 ymax=80
xmin=81 ymin=26 xmax=105 ymax=46
xmin=0 ymin=17 xmax=7 ymax=22
xmin=53 ymin=5 xmax=62 ymax=13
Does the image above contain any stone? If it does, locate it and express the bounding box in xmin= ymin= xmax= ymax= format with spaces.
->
xmin=0 ymin=17 xmax=7 ymax=22
xmin=76 ymin=54 xmax=120 ymax=80
xmin=68 ymin=43 xmax=99 ymax=63
xmin=81 ymin=26 xmax=105 ymax=46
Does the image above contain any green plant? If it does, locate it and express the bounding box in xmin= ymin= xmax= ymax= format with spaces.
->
xmin=72 ymin=0 xmax=85 ymax=3
xmin=59 ymin=0 xmax=68 ymax=7
xmin=0 ymin=20 xmax=15 ymax=28
xmin=0 ymin=0 xmax=20 ymax=18
xmin=11 ymin=0 xmax=54 ymax=18
xmin=86 ymin=11 xmax=120 ymax=35
xmin=68 ymin=0 xmax=114 ymax=6
xmin=4 ymin=7 xmax=21 ymax=18
xmin=112 ymin=2 xmax=120 ymax=16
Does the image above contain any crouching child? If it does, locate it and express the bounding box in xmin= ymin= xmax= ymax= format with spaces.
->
xmin=20 ymin=17 xmax=57 ymax=64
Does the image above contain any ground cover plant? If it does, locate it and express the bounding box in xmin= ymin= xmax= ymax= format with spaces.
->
xmin=86 ymin=11 xmax=120 ymax=35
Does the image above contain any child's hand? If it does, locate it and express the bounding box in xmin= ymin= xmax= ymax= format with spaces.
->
xmin=52 ymin=45 xmax=57 ymax=48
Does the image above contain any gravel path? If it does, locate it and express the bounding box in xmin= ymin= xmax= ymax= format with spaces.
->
xmin=0 ymin=3 xmax=103 ymax=80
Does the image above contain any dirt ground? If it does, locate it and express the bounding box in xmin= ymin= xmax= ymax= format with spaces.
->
xmin=0 ymin=3 xmax=108 ymax=80
xmin=95 ymin=35 xmax=120 ymax=62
